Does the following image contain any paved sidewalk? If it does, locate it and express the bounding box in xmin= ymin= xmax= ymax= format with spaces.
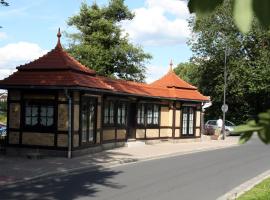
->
xmin=0 ymin=136 xmax=239 ymax=186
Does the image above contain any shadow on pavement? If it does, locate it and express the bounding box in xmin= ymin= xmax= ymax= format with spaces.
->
xmin=0 ymin=151 xmax=134 ymax=200
xmin=0 ymin=164 xmax=124 ymax=200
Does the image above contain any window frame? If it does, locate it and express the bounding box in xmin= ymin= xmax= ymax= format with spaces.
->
xmin=117 ymin=102 xmax=127 ymax=127
xmin=103 ymin=100 xmax=115 ymax=126
xmin=23 ymin=100 xmax=56 ymax=132
xmin=136 ymin=104 xmax=145 ymax=126
xmin=137 ymin=103 xmax=160 ymax=128
xmin=181 ymin=106 xmax=196 ymax=137
xmin=103 ymin=100 xmax=128 ymax=127
xmin=80 ymin=96 xmax=97 ymax=145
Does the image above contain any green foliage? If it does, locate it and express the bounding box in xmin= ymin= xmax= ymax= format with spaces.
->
xmin=66 ymin=0 xmax=152 ymax=82
xmin=237 ymin=177 xmax=270 ymax=199
xmin=174 ymin=62 xmax=200 ymax=86
xmin=188 ymin=0 xmax=270 ymax=125
xmin=188 ymin=0 xmax=270 ymax=33
xmin=236 ymin=110 xmax=270 ymax=144
xmin=0 ymin=101 xmax=7 ymax=112
xmin=188 ymin=0 xmax=270 ymax=144
xmin=0 ymin=0 xmax=9 ymax=6
xmin=0 ymin=113 xmax=6 ymax=124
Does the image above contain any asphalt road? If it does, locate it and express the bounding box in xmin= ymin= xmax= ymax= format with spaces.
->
xmin=1 ymin=136 xmax=270 ymax=200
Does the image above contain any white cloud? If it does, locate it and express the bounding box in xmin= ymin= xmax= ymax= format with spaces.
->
xmin=122 ymin=0 xmax=191 ymax=46
xmin=0 ymin=32 xmax=8 ymax=40
xmin=146 ymin=64 xmax=168 ymax=83
xmin=0 ymin=42 xmax=47 ymax=79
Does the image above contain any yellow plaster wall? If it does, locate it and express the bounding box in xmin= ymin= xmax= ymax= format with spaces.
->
xmin=160 ymin=106 xmax=169 ymax=126
xmin=58 ymin=92 xmax=67 ymax=101
xmin=73 ymin=91 xmax=80 ymax=102
xmin=9 ymin=131 xmax=20 ymax=144
xmin=73 ymin=134 xmax=79 ymax=147
xmin=146 ymin=129 xmax=159 ymax=138
xmin=58 ymin=104 xmax=68 ymax=131
xmin=175 ymin=110 xmax=181 ymax=127
xmin=174 ymin=128 xmax=181 ymax=137
xmin=103 ymin=129 xmax=115 ymax=141
xmin=136 ymin=129 xmax=145 ymax=139
xmin=96 ymin=131 xmax=101 ymax=144
xmin=117 ymin=129 xmax=126 ymax=140
xmin=73 ymin=105 xmax=80 ymax=131
xmin=22 ymin=132 xmax=54 ymax=146
xmin=57 ymin=134 xmax=68 ymax=147
xmin=160 ymin=128 xmax=172 ymax=137
xmin=9 ymin=103 xmax=20 ymax=129
xmin=196 ymin=128 xmax=201 ymax=137
xmin=196 ymin=111 xmax=201 ymax=127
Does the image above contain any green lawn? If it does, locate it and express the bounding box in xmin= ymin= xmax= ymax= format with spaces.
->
xmin=237 ymin=177 xmax=270 ymax=200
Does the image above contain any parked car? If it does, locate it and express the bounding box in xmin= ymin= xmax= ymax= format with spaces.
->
xmin=204 ymin=120 xmax=236 ymax=136
xmin=0 ymin=123 xmax=6 ymax=137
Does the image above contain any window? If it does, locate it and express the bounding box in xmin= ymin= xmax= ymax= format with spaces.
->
xmin=146 ymin=104 xmax=159 ymax=126
xmin=104 ymin=101 xmax=115 ymax=125
xmin=24 ymin=102 xmax=54 ymax=129
xmin=182 ymin=107 xmax=195 ymax=136
xmin=137 ymin=104 xmax=145 ymax=125
xmin=81 ymin=97 xmax=96 ymax=144
xmin=117 ymin=103 xmax=127 ymax=126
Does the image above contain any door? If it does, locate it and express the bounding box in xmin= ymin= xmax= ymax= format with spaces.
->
xmin=128 ymin=103 xmax=136 ymax=139
xmin=81 ymin=96 xmax=97 ymax=145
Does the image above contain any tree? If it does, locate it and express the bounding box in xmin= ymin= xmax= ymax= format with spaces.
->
xmin=188 ymin=0 xmax=270 ymax=125
xmin=187 ymin=0 xmax=270 ymax=144
xmin=0 ymin=0 xmax=9 ymax=6
xmin=174 ymin=62 xmax=200 ymax=86
xmin=66 ymin=0 xmax=152 ymax=82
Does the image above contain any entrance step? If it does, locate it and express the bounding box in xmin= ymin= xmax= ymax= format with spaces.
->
xmin=126 ymin=139 xmax=145 ymax=147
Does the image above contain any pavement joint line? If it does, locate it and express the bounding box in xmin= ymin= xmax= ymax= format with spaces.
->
xmin=217 ymin=169 xmax=270 ymax=200
xmin=0 ymin=143 xmax=239 ymax=188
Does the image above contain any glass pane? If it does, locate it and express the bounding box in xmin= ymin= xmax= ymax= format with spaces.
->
xmin=40 ymin=106 xmax=47 ymax=117
xmin=82 ymin=110 xmax=87 ymax=142
xmin=147 ymin=106 xmax=153 ymax=124
xmin=122 ymin=107 xmax=126 ymax=125
xmin=32 ymin=117 xmax=38 ymax=126
xmin=47 ymin=118 xmax=53 ymax=126
xmin=25 ymin=107 xmax=31 ymax=117
xmin=25 ymin=117 xmax=31 ymax=125
xmin=182 ymin=113 xmax=187 ymax=135
xmin=32 ymin=106 xmax=38 ymax=117
xmin=137 ymin=108 xmax=141 ymax=124
xmin=117 ymin=106 xmax=121 ymax=124
xmin=40 ymin=117 xmax=47 ymax=126
xmin=47 ymin=107 xmax=54 ymax=117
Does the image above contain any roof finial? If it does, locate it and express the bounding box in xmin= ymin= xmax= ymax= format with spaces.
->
xmin=57 ymin=28 xmax=61 ymax=45
xmin=169 ymin=59 xmax=173 ymax=72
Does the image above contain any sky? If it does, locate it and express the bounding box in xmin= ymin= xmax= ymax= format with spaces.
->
xmin=0 ymin=0 xmax=193 ymax=83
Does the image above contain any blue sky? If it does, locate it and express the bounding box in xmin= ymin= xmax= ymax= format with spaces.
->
xmin=0 ymin=0 xmax=192 ymax=82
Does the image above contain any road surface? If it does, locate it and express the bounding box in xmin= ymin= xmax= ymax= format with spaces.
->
xmin=0 ymin=136 xmax=270 ymax=200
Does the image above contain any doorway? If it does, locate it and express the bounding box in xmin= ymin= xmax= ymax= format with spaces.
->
xmin=127 ymin=103 xmax=137 ymax=139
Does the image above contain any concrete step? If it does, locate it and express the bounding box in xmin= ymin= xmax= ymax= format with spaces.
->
xmin=126 ymin=140 xmax=146 ymax=147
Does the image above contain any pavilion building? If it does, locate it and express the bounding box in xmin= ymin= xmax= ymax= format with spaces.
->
xmin=0 ymin=30 xmax=209 ymax=157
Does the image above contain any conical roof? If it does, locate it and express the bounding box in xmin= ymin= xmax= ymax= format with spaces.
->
xmin=150 ymin=61 xmax=196 ymax=90
xmin=17 ymin=28 xmax=96 ymax=76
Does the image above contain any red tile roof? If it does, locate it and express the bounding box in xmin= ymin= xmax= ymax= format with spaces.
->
xmin=150 ymin=68 xmax=196 ymax=90
xmin=18 ymin=30 xmax=95 ymax=76
xmin=0 ymin=30 xmax=209 ymax=102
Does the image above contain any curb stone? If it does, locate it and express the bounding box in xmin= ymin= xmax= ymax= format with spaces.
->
xmin=217 ymin=169 xmax=270 ymax=200
xmin=0 ymin=143 xmax=239 ymax=188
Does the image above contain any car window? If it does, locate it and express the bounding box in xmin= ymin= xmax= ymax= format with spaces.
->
xmin=208 ymin=120 xmax=217 ymax=125
xmin=225 ymin=121 xmax=234 ymax=126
